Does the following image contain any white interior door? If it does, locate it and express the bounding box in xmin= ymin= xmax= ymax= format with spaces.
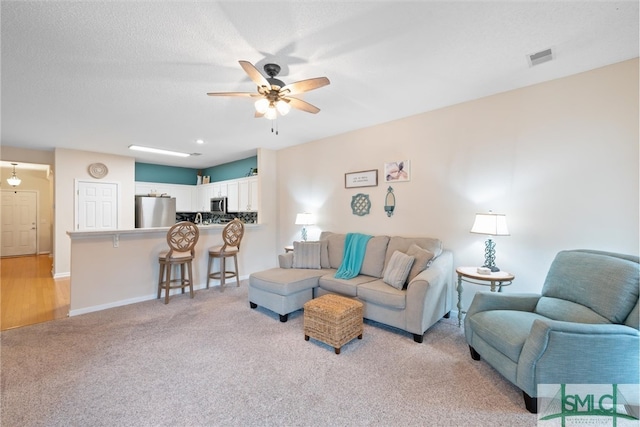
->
xmin=76 ymin=181 xmax=118 ymax=230
xmin=1 ymin=190 xmax=37 ymax=256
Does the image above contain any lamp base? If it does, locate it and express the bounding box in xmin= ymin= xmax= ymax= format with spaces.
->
xmin=483 ymin=264 xmax=500 ymax=273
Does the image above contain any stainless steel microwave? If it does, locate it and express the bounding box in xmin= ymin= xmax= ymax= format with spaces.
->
xmin=211 ymin=197 xmax=227 ymax=214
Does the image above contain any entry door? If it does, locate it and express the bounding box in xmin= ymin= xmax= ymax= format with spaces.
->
xmin=76 ymin=181 xmax=118 ymax=230
xmin=1 ymin=191 xmax=37 ymax=256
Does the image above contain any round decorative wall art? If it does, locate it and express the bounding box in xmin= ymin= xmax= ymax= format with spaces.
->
xmin=88 ymin=162 xmax=108 ymax=179
xmin=351 ymin=193 xmax=371 ymax=216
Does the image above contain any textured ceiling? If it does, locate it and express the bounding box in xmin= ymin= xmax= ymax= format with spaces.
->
xmin=1 ymin=1 xmax=638 ymax=168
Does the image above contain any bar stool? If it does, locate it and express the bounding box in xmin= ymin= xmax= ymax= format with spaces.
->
xmin=158 ymin=221 xmax=200 ymax=304
xmin=207 ymin=219 xmax=244 ymax=290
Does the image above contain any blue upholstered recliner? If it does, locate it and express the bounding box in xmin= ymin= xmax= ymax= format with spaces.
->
xmin=464 ymin=250 xmax=639 ymax=413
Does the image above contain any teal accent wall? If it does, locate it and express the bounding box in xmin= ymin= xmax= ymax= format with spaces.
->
xmin=135 ymin=163 xmax=198 ymax=185
xmin=135 ymin=156 xmax=257 ymax=185
xmin=202 ymin=156 xmax=257 ymax=182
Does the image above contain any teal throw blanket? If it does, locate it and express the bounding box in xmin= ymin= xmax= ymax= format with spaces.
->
xmin=334 ymin=233 xmax=373 ymax=279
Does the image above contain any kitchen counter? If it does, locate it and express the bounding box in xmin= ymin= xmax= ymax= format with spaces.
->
xmin=67 ymin=222 xmax=266 ymax=316
xmin=67 ymin=222 xmax=261 ymax=239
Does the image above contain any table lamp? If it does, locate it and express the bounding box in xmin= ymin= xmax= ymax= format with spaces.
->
xmin=470 ymin=211 xmax=509 ymax=272
xmin=295 ymin=213 xmax=315 ymax=241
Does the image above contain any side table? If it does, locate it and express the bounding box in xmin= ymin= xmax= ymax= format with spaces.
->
xmin=456 ymin=266 xmax=514 ymax=327
xmin=284 ymin=245 xmax=294 ymax=253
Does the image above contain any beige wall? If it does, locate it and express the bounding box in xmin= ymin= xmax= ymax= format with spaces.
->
xmin=276 ymin=59 xmax=639 ymax=310
xmin=0 ymin=147 xmax=54 ymax=254
xmin=0 ymin=167 xmax=54 ymax=254
xmin=2 ymin=60 xmax=638 ymax=316
xmin=68 ymin=147 xmax=278 ymax=314
xmin=54 ymin=148 xmax=136 ymax=277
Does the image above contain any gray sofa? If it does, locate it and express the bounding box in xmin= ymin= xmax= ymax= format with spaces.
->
xmin=249 ymin=232 xmax=454 ymax=343
xmin=464 ymin=249 xmax=640 ymax=413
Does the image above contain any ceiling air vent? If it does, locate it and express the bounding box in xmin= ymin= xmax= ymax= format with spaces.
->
xmin=527 ymin=48 xmax=553 ymax=67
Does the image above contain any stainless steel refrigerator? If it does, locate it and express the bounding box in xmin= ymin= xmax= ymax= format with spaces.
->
xmin=135 ymin=196 xmax=176 ymax=228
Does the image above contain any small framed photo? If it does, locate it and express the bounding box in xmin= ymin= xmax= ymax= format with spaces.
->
xmin=345 ymin=169 xmax=378 ymax=188
xmin=384 ymin=160 xmax=410 ymax=182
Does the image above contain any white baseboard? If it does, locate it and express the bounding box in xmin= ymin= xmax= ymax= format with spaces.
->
xmin=53 ymin=272 xmax=70 ymax=279
xmin=69 ymin=275 xmax=249 ymax=317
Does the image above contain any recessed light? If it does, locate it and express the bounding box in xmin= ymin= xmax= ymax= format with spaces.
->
xmin=196 ymin=139 xmax=204 ymax=144
xmin=128 ymin=145 xmax=191 ymax=157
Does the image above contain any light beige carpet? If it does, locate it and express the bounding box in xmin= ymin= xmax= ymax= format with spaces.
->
xmin=1 ymin=282 xmax=537 ymax=426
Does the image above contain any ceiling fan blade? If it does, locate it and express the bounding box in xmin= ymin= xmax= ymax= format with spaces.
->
xmin=280 ymin=77 xmax=330 ymax=96
xmin=238 ymin=60 xmax=270 ymax=89
xmin=254 ymin=111 xmax=265 ymax=118
xmin=284 ymin=96 xmax=321 ymax=114
xmin=206 ymin=92 xmax=261 ymax=97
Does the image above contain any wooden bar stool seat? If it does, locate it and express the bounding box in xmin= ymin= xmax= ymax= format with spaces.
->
xmin=158 ymin=221 xmax=199 ymax=304
xmin=207 ymin=219 xmax=244 ymax=291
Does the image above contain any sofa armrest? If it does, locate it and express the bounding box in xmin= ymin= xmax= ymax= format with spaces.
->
xmin=404 ymin=250 xmax=453 ymax=334
xmin=278 ymin=252 xmax=293 ymax=269
xmin=465 ymin=292 xmax=541 ymax=318
xmin=517 ymin=319 xmax=640 ymax=396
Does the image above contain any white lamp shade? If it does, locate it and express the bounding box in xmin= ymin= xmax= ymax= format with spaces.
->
xmin=6 ymin=163 xmax=21 ymax=187
xmin=264 ymin=106 xmax=277 ymax=120
xmin=254 ymin=98 xmax=269 ymax=114
xmin=470 ymin=213 xmax=510 ymax=236
xmin=295 ymin=213 xmax=315 ymax=225
xmin=7 ymin=175 xmax=21 ymax=187
xmin=276 ymin=100 xmax=291 ymax=115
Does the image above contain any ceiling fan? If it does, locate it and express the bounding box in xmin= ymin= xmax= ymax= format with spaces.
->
xmin=207 ymin=60 xmax=330 ymax=120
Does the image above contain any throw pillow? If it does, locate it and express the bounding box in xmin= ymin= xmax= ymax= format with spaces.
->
xmin=319 ymin=239 xmax=330 ymax=268
xmin=405 ymin=244 xmax=435 ymax=285
xmin=292 ymin=241 xmax=322 ymax=269
xmin=383 ymin=250 xmax=415 ymax=290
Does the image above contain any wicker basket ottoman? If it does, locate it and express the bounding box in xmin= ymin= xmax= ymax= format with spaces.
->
xmin=303 ymin=294 xmax=363 ymax=354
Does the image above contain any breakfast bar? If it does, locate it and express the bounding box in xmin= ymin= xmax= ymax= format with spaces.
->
xmin=67 ymin=223 xmax=264 ymax=316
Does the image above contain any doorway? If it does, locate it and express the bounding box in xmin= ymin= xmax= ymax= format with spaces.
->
xmin=1 ymin=190 xmax=37 ymax=256
xmin=75 ymin=181 xmax=119 ymax=230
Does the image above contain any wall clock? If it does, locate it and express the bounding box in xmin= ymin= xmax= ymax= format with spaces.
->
xmin=88 ymin=163 xmax=108 ymax=179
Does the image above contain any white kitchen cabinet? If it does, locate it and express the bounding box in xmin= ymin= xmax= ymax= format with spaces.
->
xmin=212 ymin=182 xmax=228 ymax=198
xmin=196 ymin=183 xmax=216 ymax=212
xmin=238 ymin=177 xmax=259 ymax=212
xmin=226 ymin=180 xmax=239 ymax=212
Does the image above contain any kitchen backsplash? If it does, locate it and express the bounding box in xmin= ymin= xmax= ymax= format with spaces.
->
xmin=176 ymin=211 xmax=257 ymax=225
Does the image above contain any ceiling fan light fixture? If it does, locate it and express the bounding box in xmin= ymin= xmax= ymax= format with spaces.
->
xmin=276 ymin=100 xmax=291 ymax=116
xmin=264 ymin=106 xmax=278 ymax=120
xmin=254 ymin=98 xmax=269 ymax=114
xmin=6 ymin=163 xmax=21 ymax=187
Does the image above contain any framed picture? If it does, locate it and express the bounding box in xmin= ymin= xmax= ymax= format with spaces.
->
xmin=384 ymin=160 xmax=410 ymax=182
xmin=345 ymin=169 xmax=378 ymax=188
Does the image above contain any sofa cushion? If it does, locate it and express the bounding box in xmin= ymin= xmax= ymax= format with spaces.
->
xmin=383 ymin=250 xmax=415 ymax=289
xmin=322 ymin=232 xmax=390 ymax=278
xmin=319 ymin=239 xmax=330 ymax=268
xmin=357 ymin=279 xmax=406 ymax=309
xmin=292 ymin=241 xmax=321 ymax=269
xmin=535 ymin=297 xmax=611 ymax=324
xmin=469 ymin=310 xmax=548 ymax=363
xmin=318 ymin=274 xmax=376 ymax=297
xmin=250 ymin=268 xmax=325 ymax=296
xmin=361 ymin=236 xmax=391 ymax=278
xmin=384 ymin=236 xmax=443 ymax=270
xmin=405 ymin=244 xmax=435 ymax=284
xmin=325 ymin=233 xmax=346 ymax=269
xmin=539 ymin=250 xmax=640 ymax=324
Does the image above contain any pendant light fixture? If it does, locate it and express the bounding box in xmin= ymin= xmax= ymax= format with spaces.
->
xmin=6 ymin=163 xmax=21 ymax=187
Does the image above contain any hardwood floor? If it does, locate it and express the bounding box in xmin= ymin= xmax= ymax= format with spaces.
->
xmin=0 ymin=255 xmax=70 ymax=331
